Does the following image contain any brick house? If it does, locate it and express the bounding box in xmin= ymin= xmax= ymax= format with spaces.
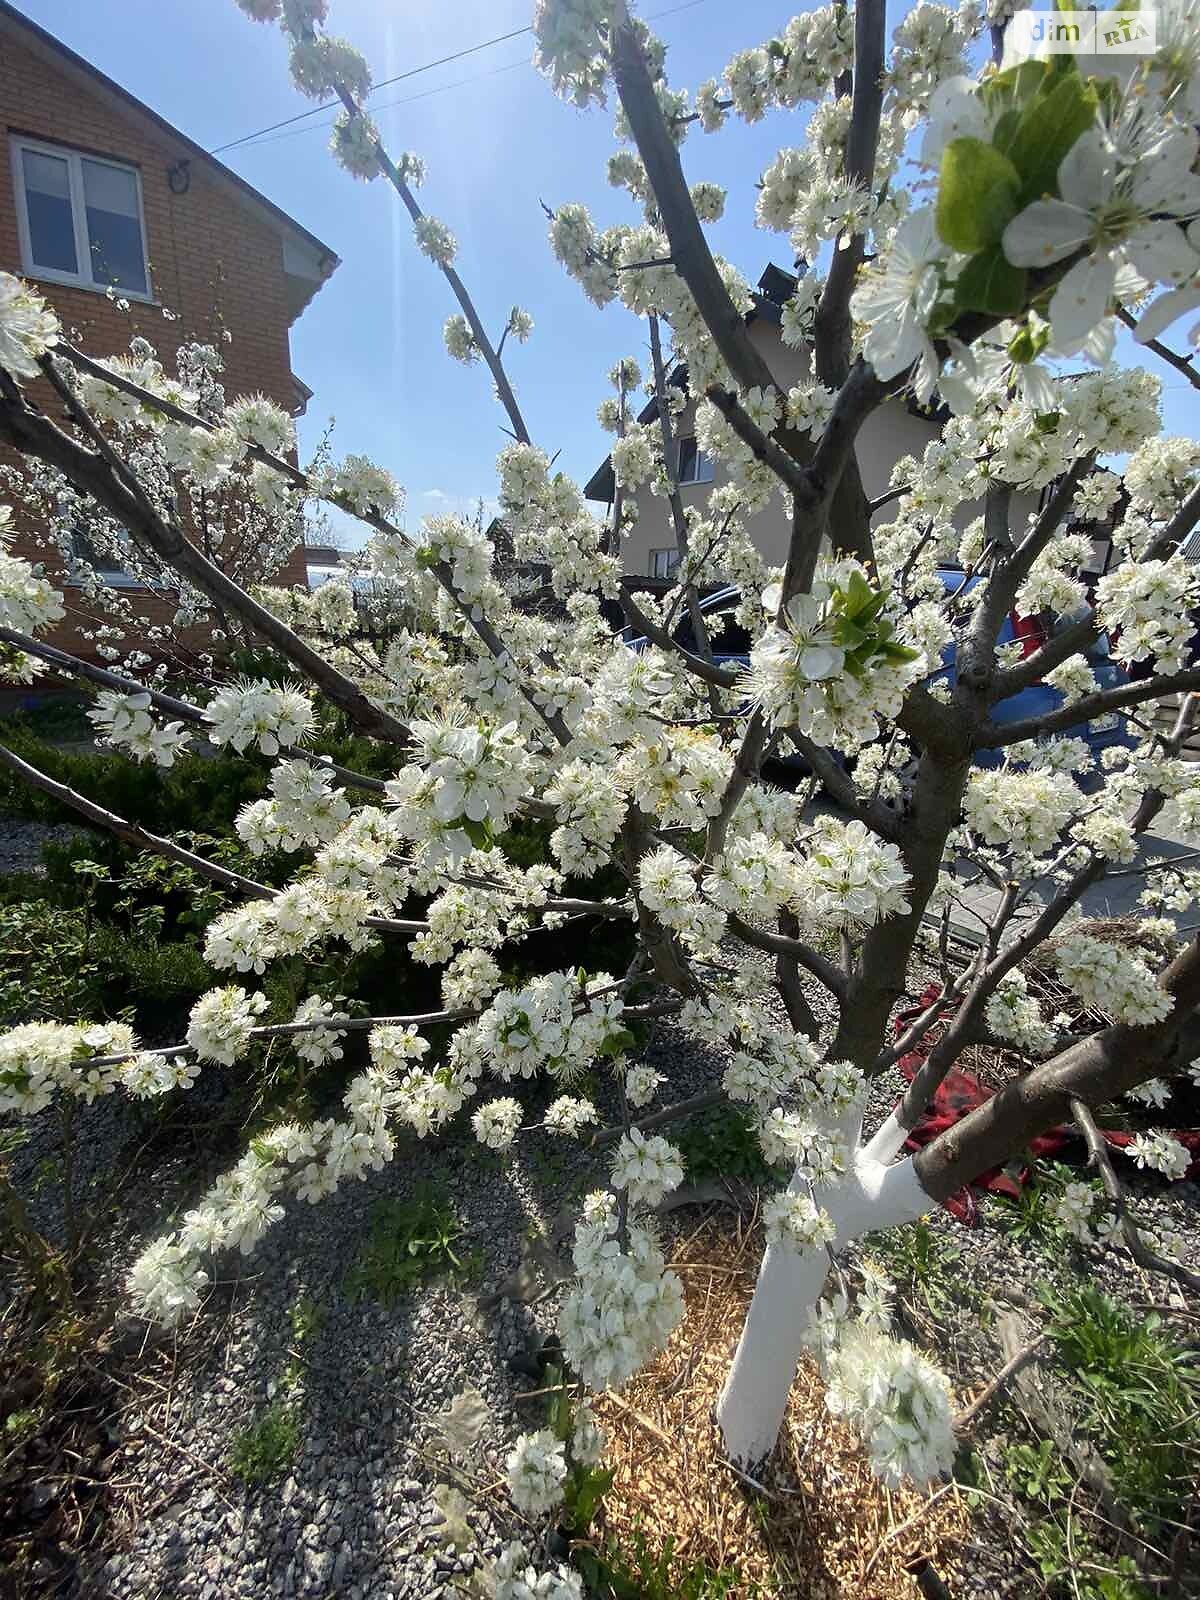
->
xmin=0 ymin=0 xmax=339 ymax=659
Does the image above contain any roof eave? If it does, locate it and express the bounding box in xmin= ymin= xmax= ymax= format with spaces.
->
xmin=0 ymin=0 xmax=341 ymax=321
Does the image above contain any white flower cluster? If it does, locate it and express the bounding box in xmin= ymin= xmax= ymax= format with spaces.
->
xmin=1096 ymin=557 xmax=1200 ymax=676
xmin=505 ymin=1428 xmax=566 ymax=1515
xmin=638 ymin=844 xmax=727 ymax=956
xmin=0 ymin=271 xmax=59 ymax=378
xmin=290 ymin=995 xmax=348 ymax=1066
xmin=325 ymin=454 xmax=402 ymax=518
xmin=87 ymin=689 xmax=189 ymax=767
xmin=494 ymin=1541 xmax=583 ymax=1600
xmin=533 ymin=0 xmax=612 ymax=108
xmin=558 ymin=1204 xmax=685 ymax=1389
xmin=203 ymin=679 xmax=316 ymax=756
xmin=762 ymin=1189 xmax=836 ymax=1251
xmin=806 ymin=1291 xmax=956 ymax=1489
xmin=186 ymin=986 xmax=269 ymax=1065
xmin=795 ymin=818 xmax=912 ymax=930
xmin=963 ymin=768 xmax=1079 ymax=858
xmin=0 ymin=508 xmax=66 ymax=636
xmin=472 ymin=1096 xmax=523 ymax=1150
xmin=749 ymin=567 xmax=921 ymax=750
xmin=610 ymin=1129 xmax=685 ymax=1208
xmin=1128 ymin=1129 xmax=1191 ymax=1181
xmin=472 ymin=971 xmax=624 ymax=1083
xmin=0 ymin=1020 xmax=142 ymax=1115
xmin=984 ymin=971 xmax=1055 ymax=1055
xmin=386 ymin=720 xmax=530 ymax=861
xmin=756 ymin=1107 xmax=851 ymax=1183
xmin=1050 ymin=1178 xmax=1110 ymax=1244
xmin=235 ymin=759 xmax=351 ymax=854
xmin=544 ymin=1094 xmax=598 ymax=1135
xmin=1055 ymin=933 xmax=1174 ymax=1027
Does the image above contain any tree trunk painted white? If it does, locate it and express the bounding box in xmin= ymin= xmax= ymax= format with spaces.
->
xmin=716 ymin=1149 xmax=932 ymax=1466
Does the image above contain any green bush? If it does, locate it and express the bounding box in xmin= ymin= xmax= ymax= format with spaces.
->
xmin=675 ymin=1104 xmax=773 ymax=1187
xmin=0 ymin=897 xmax=212 ymax=1026
xmin=0 ymin=716 xmax=269 ymax=835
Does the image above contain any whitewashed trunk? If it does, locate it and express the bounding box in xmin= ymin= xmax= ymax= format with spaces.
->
xmin=716 ymin=1141 xmax=930 ymax=1467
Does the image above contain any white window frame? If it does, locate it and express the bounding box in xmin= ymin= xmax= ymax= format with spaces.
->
xmin=676 ymin=436 xmax=714 ymax=486
xmin=649 ymin=547 xmax=680 ymax=580
xmin=11 ymin=135 xmax=153 ymax=302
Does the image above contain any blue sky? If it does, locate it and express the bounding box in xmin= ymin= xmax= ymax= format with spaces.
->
xmin=12 ymin=0 xmax=1199 ymax=542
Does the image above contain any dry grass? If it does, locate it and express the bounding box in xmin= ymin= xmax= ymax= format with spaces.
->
xmin=591 ymin=1217 xmax=974 ymax=1599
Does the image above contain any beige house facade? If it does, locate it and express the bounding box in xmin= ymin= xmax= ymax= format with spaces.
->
xmin=585 ymin=266 xmax=980 ymax=581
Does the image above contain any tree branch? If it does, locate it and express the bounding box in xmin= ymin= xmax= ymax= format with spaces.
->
xmin=0 ymin=627 xmax=388 ymax=795
xmin=616 ymin=587 xmax=739 ymax=690
xmin=976 ymin=666 xmax=1200 ymax=748
xmin=1070 ymin=1098 xmax=1200 ymax=1294
xmin=915 ymin=936 xmax=1200 ymax=1202
xmin=0 ymin=367 xmax=411 ymax=747
xmin=333 ymin=88 xmax=530 ymax=445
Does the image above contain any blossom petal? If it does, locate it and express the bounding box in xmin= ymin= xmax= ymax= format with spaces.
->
xmin=1047 ymin=253 xmax=1116 ymax=349
xmin=1002 ymin=200 xmax=1091 ymax=268
xmin=1134 ymin=283 xmax=1200 ymax=345
xmin=1057 ymin=129 xmax=1115 ymax=212
xmin=1124 ymin=220 xmax=1200 ymax=287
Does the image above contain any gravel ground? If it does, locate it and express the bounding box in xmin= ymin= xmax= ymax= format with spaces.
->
xmin=0 ymin=819 xmax=87 ymax=876
xmin=7 ymin=933 xmax=1198 ymax=1600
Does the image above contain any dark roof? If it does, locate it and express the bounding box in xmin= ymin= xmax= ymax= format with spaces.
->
xmin=583 ymin=264 xmax=801 ymax=502
xmin=0 ymin=0 xmax=340 ymax=318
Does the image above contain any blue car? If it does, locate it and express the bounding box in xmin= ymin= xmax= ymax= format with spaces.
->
xmin=627 ymin=570 xmax=1135 ymax=771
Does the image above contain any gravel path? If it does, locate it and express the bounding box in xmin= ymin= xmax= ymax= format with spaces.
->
xmin=0 ymin=819 xmax=87 ymax=876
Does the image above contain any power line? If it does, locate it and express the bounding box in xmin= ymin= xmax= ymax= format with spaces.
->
xmin=210 ymin=23 xmax=533 ymax=154
xmin=211 ymin=0 xmax=710 ymax=158
xmin=237 ymin=57 xmax=531 ymax=152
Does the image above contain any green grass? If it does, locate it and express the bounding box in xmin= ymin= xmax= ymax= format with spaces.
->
xmin=343 ymin=1185 xmax=481 ymax=1304
xmin=577 ymin=1530 xmax=751 ymax=1599
xmin=228 ymin=1400 xmax=301 ymax=1486
xmin=1043 ymin=1283 xmax=1200 ymax=1528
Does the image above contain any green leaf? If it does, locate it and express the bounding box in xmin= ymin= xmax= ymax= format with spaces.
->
xmin=599 ymin=1026 xmax=635 ymax=1059
xmin=953 ymin=245 xmax=1028 ymax=316
xmin=461 ymin=817 xmax=492 ymax=849
xmin=1006 ymin=72 xmax=1099 ymax=204
xmin=936 ymin=138 xmax=1021 ymax=253
xmin=980 ymin=59 xmax=1050 ymax=116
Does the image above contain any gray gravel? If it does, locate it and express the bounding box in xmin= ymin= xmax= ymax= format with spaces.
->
xmin=0 ymin=818 xmax=87 ymax=875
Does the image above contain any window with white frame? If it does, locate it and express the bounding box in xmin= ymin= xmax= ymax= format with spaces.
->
xmin=61 ymin=500 xmax=142 ymax=588
xmin=649 ymin=547 xmax=680 ymax=579
xmin=676 ymin=436 xmax=714 ymax=486
xmin=12 ymin=137 xmax=151 ymax=298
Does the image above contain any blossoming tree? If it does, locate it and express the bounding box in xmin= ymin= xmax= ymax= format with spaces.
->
xmin=2 ymin=0 xmax=1200 ymax=1575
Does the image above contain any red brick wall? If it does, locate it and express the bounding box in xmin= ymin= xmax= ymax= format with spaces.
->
xmin=0 ymin=25 xmax=312 ymax=662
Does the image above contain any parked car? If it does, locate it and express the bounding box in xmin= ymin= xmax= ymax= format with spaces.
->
xmin=625 ymin=571 xmax=1136 ymax=771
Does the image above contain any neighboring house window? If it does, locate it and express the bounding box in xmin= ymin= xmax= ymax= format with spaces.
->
xmin=676 ymin=436 xmax=714 ymax=486
xmin=67 ymin=514 xmax=142 ymax=589
xmin=649 ymin=548 xmax=680 ymax=580
xmin=12 ymin=136 xmax=151 ymax=298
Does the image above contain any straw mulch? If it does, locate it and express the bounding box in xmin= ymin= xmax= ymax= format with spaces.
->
xmin=590 ymin=1217 xmax=974 ymax=1598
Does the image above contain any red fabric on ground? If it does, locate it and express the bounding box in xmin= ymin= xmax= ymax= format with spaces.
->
xmin=890 ymin=982 xmax=1200 ymax=1224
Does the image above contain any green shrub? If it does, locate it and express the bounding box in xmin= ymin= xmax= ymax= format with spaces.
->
xmin=675 ymin=1104 xmax=773 ymax=1187
xmin=1043 ymin=1284 xmax=1200 ymax=1528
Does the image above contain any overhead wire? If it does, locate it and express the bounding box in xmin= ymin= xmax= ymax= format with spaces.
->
xmin=210 ymin=23 xmax=533 ymax=154
xmin=210 ymin=0 xmax=712 ymax=158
